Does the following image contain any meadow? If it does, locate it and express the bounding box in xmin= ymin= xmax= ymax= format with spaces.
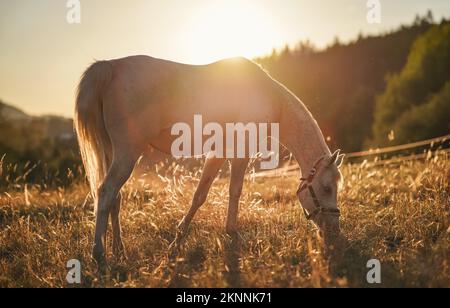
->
xmin=0 ymin=152 xmax=448 ymax=288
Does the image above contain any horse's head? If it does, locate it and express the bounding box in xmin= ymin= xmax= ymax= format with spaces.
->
xmin=297 ymin=150 xmax=344 ymax=245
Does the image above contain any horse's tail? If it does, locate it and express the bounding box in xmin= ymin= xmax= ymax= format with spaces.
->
xmin=74 ymin=61 xmax=113 ymax=207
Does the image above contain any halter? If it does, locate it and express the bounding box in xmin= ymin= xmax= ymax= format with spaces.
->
xmin=296 ymin=155 xmax=341 ymax=221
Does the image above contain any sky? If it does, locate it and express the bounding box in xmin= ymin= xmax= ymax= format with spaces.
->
xmin=1 ymin=0 xmax=450 ymax=117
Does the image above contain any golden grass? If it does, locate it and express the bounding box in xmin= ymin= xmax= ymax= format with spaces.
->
xmin=0 ymin=154 xmax=449 ymax=288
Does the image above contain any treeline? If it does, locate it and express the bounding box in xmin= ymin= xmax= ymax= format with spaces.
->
xmin=370 ymin=21 xmax=450 ymax=146
xmin=256 ymin=13 xmax=449 ymax=151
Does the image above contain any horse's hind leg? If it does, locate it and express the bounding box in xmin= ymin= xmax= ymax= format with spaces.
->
xmin=93 ymin=150 xmax=139 ymax=264
xmin=111 ymin=192 xmax=126 ymax=260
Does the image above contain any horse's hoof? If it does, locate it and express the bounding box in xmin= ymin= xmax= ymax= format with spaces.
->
xmin=92 ymin=245 xmax=106 ymax=265
xmin=168 ymin=233 xmax=185 ymax=260
xmin=177 ymin=220 xmax=189 ymax=236
xmin=113 ymin=242 xmax=127 ymax=262
xmin=113 ymin=250 xmax=127 ymax=262
xmin=226 ymin=225 xmax=240 ymax=238
xmin=168 ymin=235 xmax=181 ymax=251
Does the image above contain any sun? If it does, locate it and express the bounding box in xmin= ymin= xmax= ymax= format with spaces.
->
xmin=183 ymin=1 xmax=279 ymax=64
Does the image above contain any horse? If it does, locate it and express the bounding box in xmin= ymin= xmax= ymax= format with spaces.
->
xmin=74 ymin=55 xmax=345 ymax=264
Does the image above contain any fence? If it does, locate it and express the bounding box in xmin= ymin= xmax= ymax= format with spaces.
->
xmin=254 ymin=134 xmax=450 ymax=178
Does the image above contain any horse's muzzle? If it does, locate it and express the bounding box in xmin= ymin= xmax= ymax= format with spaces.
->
xmin=317 ymin=215 xmax=341 ymax=243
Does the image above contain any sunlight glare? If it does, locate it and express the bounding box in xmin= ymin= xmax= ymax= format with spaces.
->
xmin=184 ymin=1 xmax=279 ymax=64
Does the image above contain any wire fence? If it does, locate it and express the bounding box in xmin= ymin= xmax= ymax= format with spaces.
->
xmin=345 ymin=134 xmax=450 ymax=159
xmin=254 ymin=134 xmax=450 ymax=178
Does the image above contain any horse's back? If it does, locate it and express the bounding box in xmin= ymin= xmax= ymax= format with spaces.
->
xmin=105 ymin=54 xmax=277 ymax=109
xmin=108 ymin=55 xmax=270 ymax=89
xmin=100 ymin=55 xmax=282 ymax=148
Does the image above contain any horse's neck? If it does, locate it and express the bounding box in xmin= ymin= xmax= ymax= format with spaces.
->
xmin=280 ymin=91 xmax=330 ymax=175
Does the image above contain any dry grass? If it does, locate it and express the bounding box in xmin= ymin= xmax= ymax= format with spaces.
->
xmin=0 ymin=153 xmax=449 ymax=288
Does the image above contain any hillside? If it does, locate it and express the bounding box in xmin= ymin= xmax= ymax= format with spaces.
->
xmin=0 ymin=102 xmax=30 ymax=122
xmin=0 ymin=100 xmax=79 ymax=188
xmin=370 ymin=22 xmax=450 ymax=146
xmin=0 ymin=101 xmax=75 ymax=144
xmin=256 ymin=16 xmax=443 ymax=151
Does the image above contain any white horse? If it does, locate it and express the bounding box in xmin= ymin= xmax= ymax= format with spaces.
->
xmin=74 ymin=56 xmax=344 ymax=264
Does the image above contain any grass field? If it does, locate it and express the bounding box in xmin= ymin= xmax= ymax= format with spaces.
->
xmin=0 ymin=153 xmax=449 ymax=288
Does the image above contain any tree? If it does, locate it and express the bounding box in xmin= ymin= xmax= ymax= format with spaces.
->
xmin=392 ymin=82 xmax=450 ymax=143
xmin=370 ymin=23 xmax=450 ymax=146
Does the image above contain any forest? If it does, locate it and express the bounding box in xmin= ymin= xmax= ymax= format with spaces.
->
xmin=256 ymin=12 xmax=449 ymax=151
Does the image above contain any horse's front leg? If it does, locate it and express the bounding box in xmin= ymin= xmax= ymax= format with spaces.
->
xmin=226 ymin=159 xmax=249 ymax=235
xmin=168 ymin=157 xmax=224 ymax=255
xmin=176 ymin=157 xmax=225 ymax=236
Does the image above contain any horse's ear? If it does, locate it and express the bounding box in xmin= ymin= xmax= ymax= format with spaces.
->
xmin=336 ymin=154 xmax=345 ymax=168
xmin=328 ymin=149 xmax=340 ymax=165
xmin=328 ymin=149 xmax=345 ymax=167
